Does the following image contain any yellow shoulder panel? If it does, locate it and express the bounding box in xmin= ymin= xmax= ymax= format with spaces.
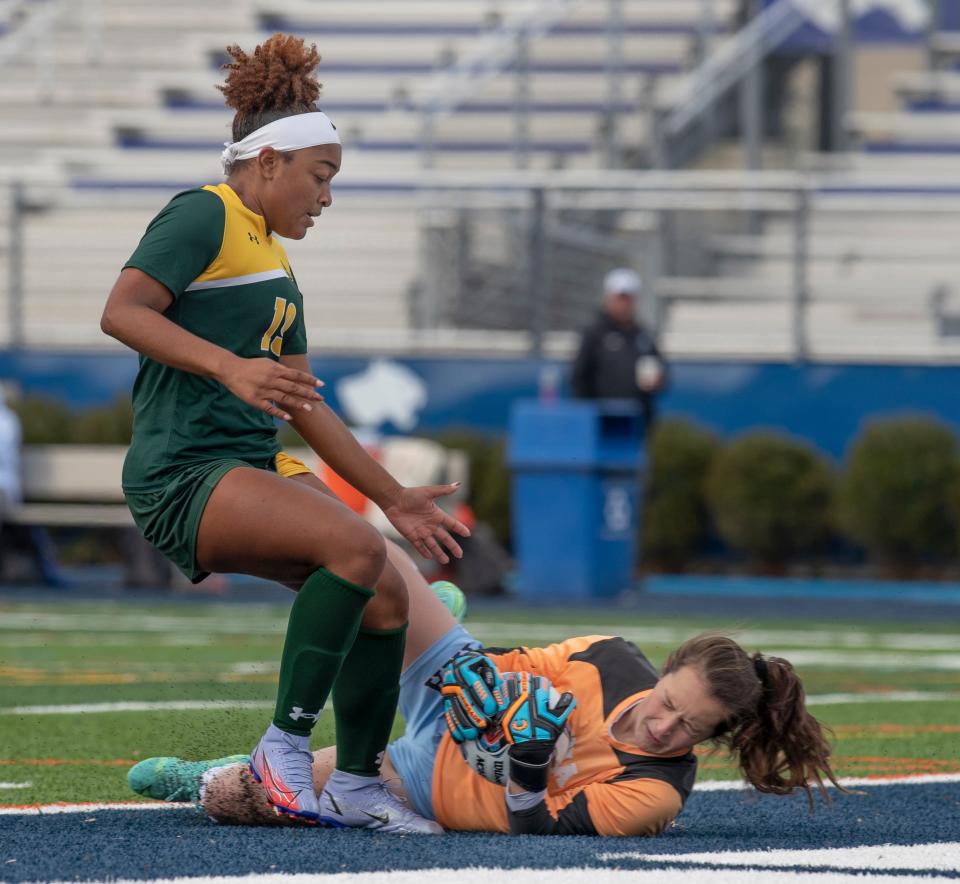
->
xmin=192 ymin=184 xmax=292 ymax=285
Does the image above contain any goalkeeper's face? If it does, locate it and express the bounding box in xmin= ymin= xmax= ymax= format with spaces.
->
xmin=628 ymin=665 xmax=729 ymax=756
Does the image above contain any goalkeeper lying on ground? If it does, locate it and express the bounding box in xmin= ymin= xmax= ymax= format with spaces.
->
xmin=130 ymin=545 xmax=841 ymax=836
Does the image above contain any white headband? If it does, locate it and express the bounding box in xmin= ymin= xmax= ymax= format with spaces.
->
xmin=221 ymin=111 xmax=341 ymax=173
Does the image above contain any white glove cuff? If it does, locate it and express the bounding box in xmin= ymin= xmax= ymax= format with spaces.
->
xmin=505 ymin=785 xmax=548 ymax=813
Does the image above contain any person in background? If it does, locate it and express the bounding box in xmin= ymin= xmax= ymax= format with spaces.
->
xmin=0 ymin=387 xmax=68 ymax=588
xmin=570 ymin=268 xmax=667 ymax=429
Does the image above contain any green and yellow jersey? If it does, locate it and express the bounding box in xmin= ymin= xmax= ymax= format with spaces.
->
xmin=121 ymin=183 xmax=307 ymax=490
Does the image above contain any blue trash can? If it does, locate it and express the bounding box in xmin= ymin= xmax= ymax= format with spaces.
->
xmin=508 ymin=399 xmax=644 ymax=600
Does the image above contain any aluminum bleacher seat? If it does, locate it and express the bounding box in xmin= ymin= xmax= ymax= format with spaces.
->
xmin=12 ymin=0 xmax=884 ymax=360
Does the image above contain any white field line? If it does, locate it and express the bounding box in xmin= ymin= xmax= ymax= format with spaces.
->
xmin=0 ymin=699 xmax=275 ymax=715
xmin=0 ymin=634 xmax=214 ymax=647
xmin=598 ymin=842 xmax=960 ymax=874
xmin=807 ymin=690 xmax=960 ymax=705
xmin=3 ymin=774 xmax=957 ymax=817
xmin=234 ymin=650 xmax=960 ymax=674
xmin=693 ymin=773 xmax=960 ymax=791
xmin=468 ymin=623 xmax=960 ymax=652
xmin=1 ymin=689 xmax=958 ymax=718
xmin=761 ymin=650 xmax=960 ymax=670
xmin=0 ymin=781 xmax=31 ymax=789
xmin=0 ymin=802 xmax=186 ymax=816
xmin=31 ymin=869 xmax=960 ymax=884
xmin=7 ymin=611 xmax=960 ymax=653
xmin=0 ymin=611 xmax=288 ymax=635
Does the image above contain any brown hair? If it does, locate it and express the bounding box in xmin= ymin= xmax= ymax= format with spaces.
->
xmin=218 ymin=33 xmax=322 ymax=147
xmin=663 ymin=633 xmax=843 ymax=807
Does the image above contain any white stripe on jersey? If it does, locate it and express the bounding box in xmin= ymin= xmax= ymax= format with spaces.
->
xmin=186 ymin=268 xmax=290 ymax=291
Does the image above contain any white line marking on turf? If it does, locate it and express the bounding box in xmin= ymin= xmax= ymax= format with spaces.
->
xmin=694 ymin=773 xmax=960 ymax=791
xmin=0 ymin=782 xmax=31 ymax=789
xmin=4 ymin=774 xmax=957 ymax=816
xmin=469 ymin=623 xmax=960 ymax=653
xmin=9 ymin=611 xmax=960 ymax=654
xmin=31 ymin=869 xmax=960 ymax=883
xmin=2 ymin=690 xmax=955 ymax=718
xmin=0 ymin=700 xmax=275 ymax=716
xmin=599 ymin=842 xmax=960 ymax=874
xmin=807 ymin=690 xmax=960 ymax=705
xmin=0 ymin=802 xmax=185 ymax=815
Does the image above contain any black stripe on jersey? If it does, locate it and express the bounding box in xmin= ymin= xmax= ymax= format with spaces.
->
xmin=611 ymin=752 xmax=698 ymax=804
xmin=507 ymin=791 xmax=597 ymax=836
xmin=569 ymin=637 xmax=659 ymax=718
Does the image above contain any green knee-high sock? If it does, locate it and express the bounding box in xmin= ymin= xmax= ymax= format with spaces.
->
xmin=273 ymin=568 xmax=374 ymax=737
xmin=332 ymin=623 xmax=407 ymax=776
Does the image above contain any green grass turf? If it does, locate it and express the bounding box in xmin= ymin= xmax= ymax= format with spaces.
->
xmin=2 ymin=599 xmax=959 ymax=805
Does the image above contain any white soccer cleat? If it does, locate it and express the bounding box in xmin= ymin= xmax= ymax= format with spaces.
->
xmin=249 ymin=723 xmax=320 ymax=823
xmin=318 ymin=779 xmax=444 ymax=834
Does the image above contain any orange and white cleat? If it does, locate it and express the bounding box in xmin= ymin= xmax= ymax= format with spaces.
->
xmin=249 ymin=724 xmax=320 ymax=823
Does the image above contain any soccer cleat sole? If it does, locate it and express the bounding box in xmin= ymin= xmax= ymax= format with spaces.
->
xmin=248 ymin=761 xmax=319 ymax=824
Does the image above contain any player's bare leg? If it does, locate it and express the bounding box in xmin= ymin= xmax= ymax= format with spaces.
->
xmin=197 ymin=468 xmax=419 ymax=826
xmin=288 ymin=471 xmax=456 ymax=666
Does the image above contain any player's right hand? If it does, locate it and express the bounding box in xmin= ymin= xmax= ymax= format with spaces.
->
xmin=220 ymin=357 xmax=324 ymax=421
xmin=441 ymin=650 xmax=508 ymax=743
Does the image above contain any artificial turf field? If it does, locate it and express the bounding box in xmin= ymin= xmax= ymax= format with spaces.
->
xmin=1 ymin=595 xmax=959 ymax=882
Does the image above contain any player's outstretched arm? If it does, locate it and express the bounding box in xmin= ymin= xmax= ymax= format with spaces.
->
xmin=281 ymin=354 xmax=470 ymax=564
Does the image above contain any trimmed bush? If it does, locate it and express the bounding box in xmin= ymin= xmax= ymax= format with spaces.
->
xmin=838 ymin=415 xmax=960 ymax=568
xmin=641 ymin=418 xmax=721 ymax=569
xmin=707 ymin=431 xmax=834 ymax=568
xmin=9 ymin=395 xmax=133 ymax=445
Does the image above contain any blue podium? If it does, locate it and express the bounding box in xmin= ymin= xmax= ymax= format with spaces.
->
xmin=508 ymin=400 xmax=644 ymax=600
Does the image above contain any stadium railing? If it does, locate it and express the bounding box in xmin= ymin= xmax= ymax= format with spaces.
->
xmin=5 ymin=168 xmax=960 ymax=362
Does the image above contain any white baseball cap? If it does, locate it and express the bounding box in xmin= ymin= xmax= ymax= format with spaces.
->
xmin=603 ymin=268 xmax=642 ymax=296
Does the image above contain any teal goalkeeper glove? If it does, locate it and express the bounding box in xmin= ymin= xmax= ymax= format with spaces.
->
xmin=441 ymin=650 xmax=508 ymax=743
xmin=500 ymin=672 xmax=576 ymax=792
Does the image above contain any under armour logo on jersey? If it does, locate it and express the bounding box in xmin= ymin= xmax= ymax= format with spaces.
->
xmin=248 ymin=232 xmax=260 ymax=244
xmin=289 ymin=706 xmax=320 ymax=722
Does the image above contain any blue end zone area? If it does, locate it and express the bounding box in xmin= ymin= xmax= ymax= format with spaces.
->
xmin=2 ymin=782 xmax=957 ymax=881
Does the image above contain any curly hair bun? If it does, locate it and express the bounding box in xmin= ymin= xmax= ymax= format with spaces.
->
xmin=218 ymin=34 xmax=321 ymax=116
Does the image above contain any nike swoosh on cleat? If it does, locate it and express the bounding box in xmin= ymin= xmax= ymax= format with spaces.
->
xmin=361 ymin=810 xmax=390 ymax=825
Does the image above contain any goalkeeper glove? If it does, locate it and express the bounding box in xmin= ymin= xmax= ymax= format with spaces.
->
xmin=441 ymin=650 xmax=507 ymax=743
xmin=500 ymin=672 xmax=576 ymax=792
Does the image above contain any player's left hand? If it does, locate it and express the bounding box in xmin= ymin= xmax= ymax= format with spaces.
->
xmin=500 ymin=673 xmax=576 ymax=794
xmin=501 ymin=672 xmax=576 ymax=747
xmin=382 ymin=485 xmax=470 ymax=564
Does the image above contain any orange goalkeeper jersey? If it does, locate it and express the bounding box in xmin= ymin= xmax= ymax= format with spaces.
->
xmin=431 ymin=636 xmax=697 ymax=837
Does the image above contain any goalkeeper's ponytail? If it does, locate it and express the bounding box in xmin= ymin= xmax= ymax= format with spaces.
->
xmin=664 ymin=633 xmax=843 ymax=808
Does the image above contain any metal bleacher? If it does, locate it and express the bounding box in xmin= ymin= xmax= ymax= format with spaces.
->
xmin=0 ymin=0 xmax=740 ymax=352
xmin=6 ymin=0 xmax=960 ymax=362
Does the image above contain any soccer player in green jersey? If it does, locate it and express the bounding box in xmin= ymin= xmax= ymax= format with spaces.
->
xmin=100 ymin=35 xmax=466 ymax=833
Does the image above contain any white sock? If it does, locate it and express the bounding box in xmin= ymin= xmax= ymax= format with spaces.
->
xmin=326 ymin=769 xmax=380 ymax=793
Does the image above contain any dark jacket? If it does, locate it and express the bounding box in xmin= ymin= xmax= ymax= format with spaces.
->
xmin=570 ymin=311 xmax=666 ymax=426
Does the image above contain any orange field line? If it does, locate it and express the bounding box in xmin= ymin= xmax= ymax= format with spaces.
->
xmin=0 ymin=759 xmax=138 ymax=767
